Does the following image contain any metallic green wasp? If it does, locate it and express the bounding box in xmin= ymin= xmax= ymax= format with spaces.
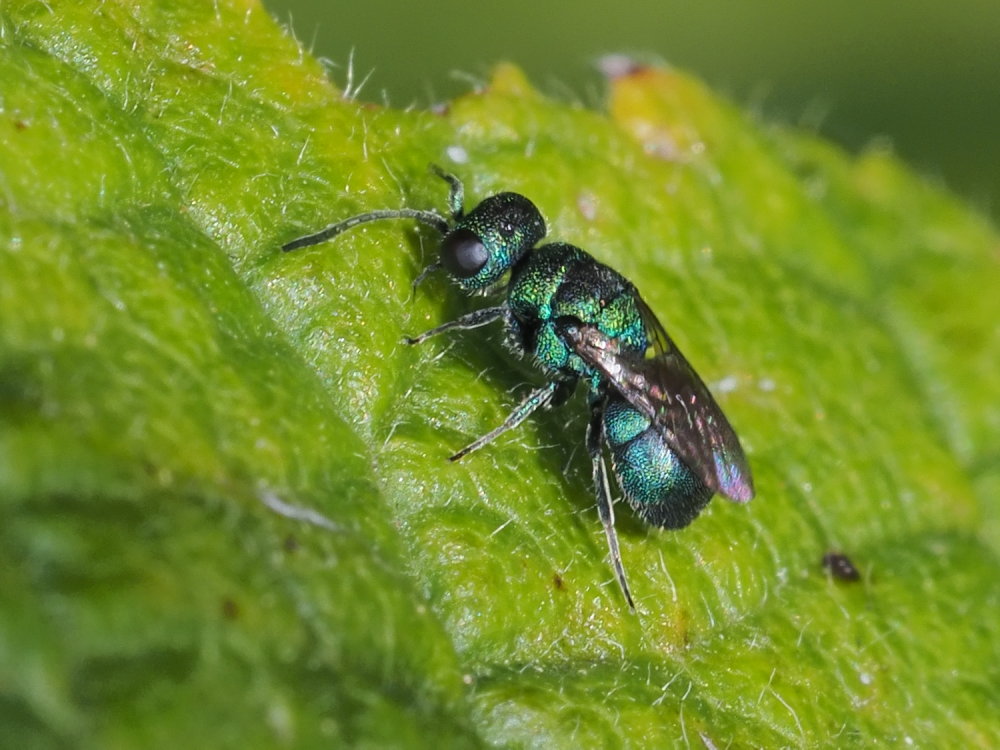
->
xmin=283 ymin=168 xmax=754 ymax=608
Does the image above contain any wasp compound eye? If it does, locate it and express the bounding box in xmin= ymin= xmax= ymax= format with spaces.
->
xmin=441 ymin=228 xmax=489 ymax=278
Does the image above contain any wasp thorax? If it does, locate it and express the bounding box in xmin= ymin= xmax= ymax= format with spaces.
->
xmin=445 ymin=192 xmax=546 ymax=290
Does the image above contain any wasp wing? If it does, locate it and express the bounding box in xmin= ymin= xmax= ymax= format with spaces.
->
xmin=559 ymin=302 xmax=754 ymax=502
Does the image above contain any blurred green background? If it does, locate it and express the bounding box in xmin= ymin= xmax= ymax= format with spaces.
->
xmin=264 ymin=0 xmax=999 ymax=220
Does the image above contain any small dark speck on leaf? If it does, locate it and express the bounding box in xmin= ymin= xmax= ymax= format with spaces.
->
xmin=221 ymin=598 xmax=240 ymax=619
xmin=283 ymin=534 xmax=299 ymax=553
xmin=823 ymin=551 xmax=861 ymax=582
xmin=553 ymin=573 xmax=565 ymax=591
xmin=14 ymin=120 xmax=28 ymax=131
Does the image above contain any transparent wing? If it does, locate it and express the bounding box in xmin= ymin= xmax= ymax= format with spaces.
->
xmin=559 ymin=301 xmax=754 ymax=502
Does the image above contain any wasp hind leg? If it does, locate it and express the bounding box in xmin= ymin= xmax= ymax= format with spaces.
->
xmin=587 ymin=395 xmax=636 ymax=610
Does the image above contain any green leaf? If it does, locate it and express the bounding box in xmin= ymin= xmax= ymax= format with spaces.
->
xmin=2 ymin=3 xmax=998 ymax=748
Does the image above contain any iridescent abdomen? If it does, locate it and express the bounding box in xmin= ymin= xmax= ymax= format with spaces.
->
xmin=603 ymin=395 xmax=713 ymax=529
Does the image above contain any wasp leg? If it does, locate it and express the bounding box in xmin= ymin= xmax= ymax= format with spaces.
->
xmin=408 ymin=261 xmax=443 ymax=300
xmin=450 ymin=380 xmax=563 ymax=462
xmin=404 ymin=305 xmax=505 ymax=345
xmin=588 ymin=395 xmax=636 ymax=610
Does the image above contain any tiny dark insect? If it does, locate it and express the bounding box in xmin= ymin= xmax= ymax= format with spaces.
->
xmin=282 ymin=167 xmax=754 ymax=608
xmin=822 ymin=551 xmax=861 ymax=582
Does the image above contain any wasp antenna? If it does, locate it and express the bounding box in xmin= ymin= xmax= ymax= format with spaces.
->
xmin=430 ymin=165 xmax=464 ymax=219
xmin=282 ymin=209 xmax=449 ymax=252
